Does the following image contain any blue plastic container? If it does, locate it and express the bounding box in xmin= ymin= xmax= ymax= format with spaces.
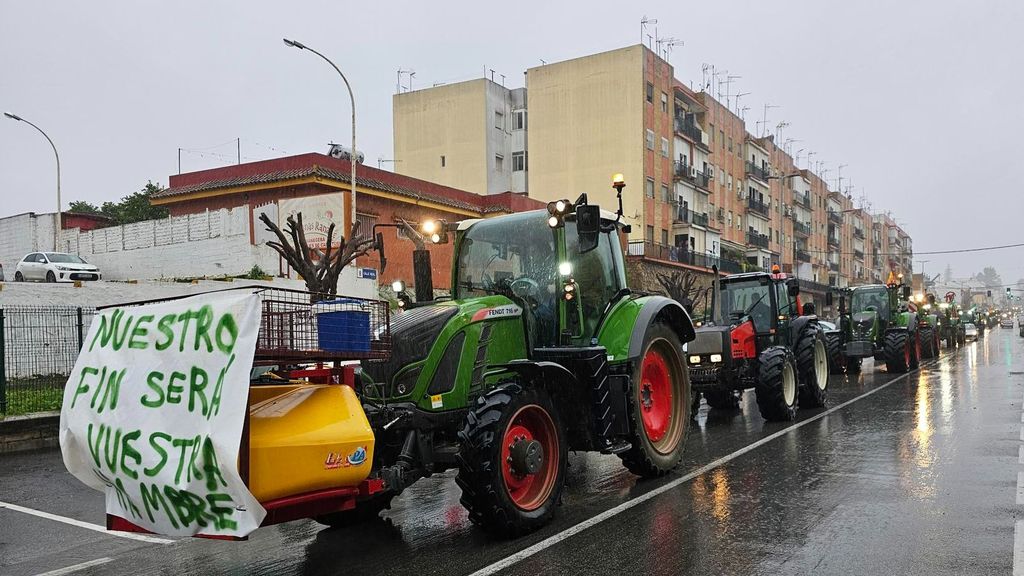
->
xmin=315 ymin=299 xmax=371 ymax=353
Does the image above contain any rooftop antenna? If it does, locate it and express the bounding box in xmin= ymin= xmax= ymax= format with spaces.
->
xmin=836 ymin=163 xmax=848 ymax=193
xmin=641 ymin=16 xmax=657 ymax=48
xmin=721 ymin=75 xmax=741 ymax=108
xmin=739 ymin=106 xmax=750 ymax=121
xmin=377 ymin=157 xmax=401 ymax=170
xmin=397 ymin=69 xmax=415 ymax=93
xmin=795 ymin=148 xmax=805 ymax=165
xmin=784 ymin=138 xmax=800 ymax=154
xmin=734 ymin=92 xmax=750 ymax=115
xmin=775 ymin=120 xmax=789 ymax=143
xmin=712 ymin=69 xmax=727 ymax=100
xmin=701 ymin=63 xmax=712 ymax=92
xmin=539 ymin=58 xmax=546 ymax=65
xmin=807 ymin=151 xmax=817 ymax=169
xmin=659 ymin=37 xmax=683 ymax=60
xmin=761 ymin=103 xmax=779 ymax=137
xmin=489 ymin=68 xmax=495 ymax=82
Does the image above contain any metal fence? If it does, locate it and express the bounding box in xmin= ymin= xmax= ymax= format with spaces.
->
xmin=0 ymin=306 xmax=95 ymax=416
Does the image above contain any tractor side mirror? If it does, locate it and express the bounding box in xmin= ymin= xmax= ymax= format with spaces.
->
xmin=375 ymin=232 xmax=388 ymax=274
xmin=902 ymin=286 xmax=912 ymax=300
xmin=575 ymin=205 xmax=601 ymax=254
xmin=825 ymin=292 xmax=834 ymax=306
xmin=786 ymin=278 xmax=800 ymax=297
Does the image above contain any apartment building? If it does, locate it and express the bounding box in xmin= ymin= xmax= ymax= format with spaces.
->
xmin=392 ymin=43 xmax=914 ymax=285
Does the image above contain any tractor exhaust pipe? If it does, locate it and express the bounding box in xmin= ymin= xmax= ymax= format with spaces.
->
xmin=711 ymin=264 xmax=722 ymax=326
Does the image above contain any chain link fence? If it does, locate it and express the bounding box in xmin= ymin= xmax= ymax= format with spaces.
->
xmin=0 ymin=306 xmax=96 ymax=416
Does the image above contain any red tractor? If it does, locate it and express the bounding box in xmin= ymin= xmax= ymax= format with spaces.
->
xmin=687 ymin=267 xmax=830 ymax=421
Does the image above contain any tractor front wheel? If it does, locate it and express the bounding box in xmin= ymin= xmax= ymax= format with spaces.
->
xmin=919 ymin=326 xmax=935 ymax=360
xmin=456 ymin=384 xmax=566 ymax=537
xmin=755 ymin=347 xmax=799 ymax=421
xmin=619 ymin=323 xmax=690 ymax=477
xmin=796 ymin=328 xmax=829 ymax=408
xmin=910 ymin=331 xmax=922 ymax=369
xmin=884 ymin=331 xmax=910 ymax=373
xmin=824 ymin=332 xmax=845 ymax=375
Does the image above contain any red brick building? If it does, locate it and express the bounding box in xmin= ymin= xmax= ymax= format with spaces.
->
xmin=150 ymin=153 xmax=543 ymax=289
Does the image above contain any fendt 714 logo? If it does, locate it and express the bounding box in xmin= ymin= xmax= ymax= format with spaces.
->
xmin=471 ymin=304 xmax=523 ymax=323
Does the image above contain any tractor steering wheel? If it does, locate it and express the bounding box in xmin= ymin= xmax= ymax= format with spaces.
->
xmin=510 ymin=277 xmax=539 ymax=299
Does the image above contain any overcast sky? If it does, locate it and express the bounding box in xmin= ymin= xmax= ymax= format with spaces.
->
xmin=2 ymin=0 xmax=1022 ymax=283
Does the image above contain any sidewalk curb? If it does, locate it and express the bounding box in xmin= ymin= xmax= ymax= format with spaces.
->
xmin=0 ymin=412 xmax=60 ymax=454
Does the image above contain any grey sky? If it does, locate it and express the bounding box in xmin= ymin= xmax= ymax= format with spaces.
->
xmin=2 ymin=0 xmax=1022 ymax=284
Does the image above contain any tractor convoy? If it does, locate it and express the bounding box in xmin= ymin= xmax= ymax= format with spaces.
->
xmin=86 ymin=178 xmax=968 ymax=543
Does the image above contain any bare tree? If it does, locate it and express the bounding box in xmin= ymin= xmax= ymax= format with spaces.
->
xmin=656 ymin=270 xmax=702 ymax=313
xmin=258 ymin=211 xmax=376 ymax=297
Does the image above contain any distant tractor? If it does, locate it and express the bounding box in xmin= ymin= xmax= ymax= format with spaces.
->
xmin=936 ymin=291 xmax=967 ymax=348
xmin=835 ymin=276 xmax=922 ymax=374
xmin=686 ymin=267 xmax=830 ymax=422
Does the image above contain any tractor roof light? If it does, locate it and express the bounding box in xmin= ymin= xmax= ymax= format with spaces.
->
xmin=559 ymin=262 xmax=573 ymax=276
xmin=391 ymin=279 xmax=406 ymax=293
xmin=422 ymin=219 xmax=449 ymax=243
xmin=548 ymin=215 xmax=560 ymax=228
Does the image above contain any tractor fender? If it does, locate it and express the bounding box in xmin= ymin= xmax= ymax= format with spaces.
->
xmin=627 ymin=296 xmax=696 ymax=361
xmin=487 ymin=360 xmax=577 ymax=388
xmin=790 ymin=315 xmax=820 ymax=341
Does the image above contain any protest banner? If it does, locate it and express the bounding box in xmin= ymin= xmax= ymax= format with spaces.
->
xmin=59 ymin=290 xmax=266 ymax=537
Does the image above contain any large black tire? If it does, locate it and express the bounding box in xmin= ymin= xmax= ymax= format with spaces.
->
xmin=45 ymin=271 xmax=56 ymax=283
xmin=909 ymin=330 xmax=921 ymax=369
xmin=919 ymin=326 xmax=934 ymax=360
xmin=795 ymin=328 xmax=829 ymax=408
xmin=14 ymin=271 xmax=23 ymax=282
xmin=315 ymin=495 xmax=394 ymax=528
xmin=456 ymin=384 xmax=566 ymax=537
xmin=619 ymin=322 xmax=690 ymax=478
xmin=884 ymin=331 xmax=910 ymax=373
xmin=704 ymin=389 xmax=741 ymax=411
xmin=824 ymin=332 xmax=845 ymax=374
xmin=755 ymin=347 xmax=798 ymax=422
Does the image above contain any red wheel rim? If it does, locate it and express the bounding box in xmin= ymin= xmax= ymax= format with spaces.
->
xmin=915 ymin=334 xmax=921 ymax=361
xmin=638 ymin=341 xmax=684 ymax=453
xmin=501 ymin=405 xmax=559 ymax=511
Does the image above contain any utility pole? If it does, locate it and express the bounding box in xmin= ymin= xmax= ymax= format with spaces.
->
xmin=4 ymin=112 xmax=61 ymax=251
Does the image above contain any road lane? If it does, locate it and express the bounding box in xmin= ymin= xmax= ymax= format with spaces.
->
xmin=1 ymin=330 xmax=1020 ymax=575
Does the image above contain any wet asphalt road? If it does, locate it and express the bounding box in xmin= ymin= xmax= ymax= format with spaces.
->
xmin=3 ymin=328 xmax=1024 ymax=575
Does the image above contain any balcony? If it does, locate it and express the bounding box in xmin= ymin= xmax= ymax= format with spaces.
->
xmin=745 ymin=161 xmax=771 ymax=183
xmin=747 ymin=197 xmax=770 ymax=218
xmin=828 ymin=234 xmax=840 ymax=248
xmin=673 ymin=162 xmax=712 ymax=190
xmin=673 ymin=117 xmax=710 ymax=150
xmin=626 ymin=240 xmax=746 ymax=273
xmin=796 ymin=249 xmax=811 ymax=262
xmin=829 ymin=261 xmax=840 ymax=272
xmin=853 ymin=227 xmax=865 ymax=240
xmin=793 ymin=220 xmax=812 ymax=237
xmin=746 ymin=231 xmax=770 ymax=249
xmin=794 ymin=192 xmax=811 ymax=209
xmin=673 ymin=209 xmax=710 ymax=228
xmin=854 ymin=249 xmax=865 ymax=260
xmin=828 ymin=210 xmax=843 ymax=224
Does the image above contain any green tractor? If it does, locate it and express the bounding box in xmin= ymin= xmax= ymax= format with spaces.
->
xmin=349 ymin=190 xmax=695 ymax=536
xmin=936 ymin=291 xmax=966 ymax=347
xmin=908 ymin=292 xmax=942 ymax=360
xmin=835 ymin=278 xmax=923 ymax=373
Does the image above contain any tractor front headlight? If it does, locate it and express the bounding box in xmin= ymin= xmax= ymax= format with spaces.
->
xmin=688 ymin=355 xmax=701 ymax=364
xmin=710 ymin=354 xmax=723 ymax=363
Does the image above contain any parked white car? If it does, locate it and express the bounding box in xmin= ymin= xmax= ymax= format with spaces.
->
xmin=14 ymin=252 xmax=101 ymax=283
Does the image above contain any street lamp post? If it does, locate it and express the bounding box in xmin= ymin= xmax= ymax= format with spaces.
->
xmin=5 ymin=112 xmax=61 ymax=251
xmin=282 ymin=39 xmax=357 ymax=231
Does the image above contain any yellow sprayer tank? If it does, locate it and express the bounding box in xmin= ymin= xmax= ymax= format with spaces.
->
xmin=247 ymin=384 xmax=375 ymax=502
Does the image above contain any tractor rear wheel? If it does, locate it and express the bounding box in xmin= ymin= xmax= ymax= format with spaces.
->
xmin=884 ymin=331 xmax=910 ymax=373
xmin=315 ymin=495 xmax=394 ymax=528
xmin=910 ymin=331 xmax=921 ymax=369
xmin=919 ymin=326 xmax=934 ymax=360
xmin=619 ymin=323 xmax=689 ymax=477
xmin=704 ymin=389 xmax=741 ymax=411
xmin=796 ymin=328 xmax=829 ymax=408
xmin=824 ymin=332 xmax=845 ymax=375
xmin=755 ymin=347 xmax=798 ymax=422
xmin=456 ymin=384 xmax=566 ymax=537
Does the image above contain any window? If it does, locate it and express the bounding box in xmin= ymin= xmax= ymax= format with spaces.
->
xmin=719 ymin=130 xmax=725 ymax=148
xmin=356 ymin=213 xmax=379 ymax=236
xmin=512 ymin=151 xmax=527 ymax=172
xmin=661 ymin=229 xmax=669 ymax=245
xmin=512 ymin=109 xmax=527 ymax=130
xmin=727 ymin=211 xmax=733 ymax=226
xmin=728 ymin=137 xmax=733 ymax=152
xmin=660 ymin=184 xmax=670 ymax=202
xmin=440 ymin=155 xmax=446 ymax=167
xmin=661 ymin=92 xmax=668 ymax=112
xmin=646 ymin=129 xmax=655 ymax=150
xmin=494 ymin=111 xmax=504 ymax=129
xmin=646 ymin=225 xmax=655 ymax=242
xmin=645 ymin=178 xmax=655 ymax=198
xmin=709 ymin=123 xmax=715 ymax=144
xmin=660 ymin=137 xmax=670 ymax=157
xmin=646 ymin=82 xmax=654 ymax=103
xmin=495 ymin=154 xmax=504 ymax=171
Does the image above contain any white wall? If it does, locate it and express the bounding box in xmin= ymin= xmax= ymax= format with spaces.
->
xmin=0 ymin=212 xmax=58 ymax=270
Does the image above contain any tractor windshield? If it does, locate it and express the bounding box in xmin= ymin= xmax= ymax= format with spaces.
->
xmin=720 ymin=278 xmax=773 ymax=332
xmin=851 ymin=287 xmax=889 ymax=317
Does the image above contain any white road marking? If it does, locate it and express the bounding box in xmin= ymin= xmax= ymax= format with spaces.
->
xmin=1015 ymin=521 xmax=1024 ymax=576
xmin=0 ymin=501 xmax=173 ymax=545
xmin=468 ymin=363 xmax=933 ymax=576
xmin=34 ymin=557 xmax=113 ymax=576
xmin=1019 ymin=445 xmax=1024 ymax=465
xmin=1017 ymin=473 xmax=1024 ymax=506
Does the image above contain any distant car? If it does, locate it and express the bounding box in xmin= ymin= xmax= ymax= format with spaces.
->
xmin=964 ymin=323 xmax=978 ymax=341
xmin=818 ymin=320 xmax=838 ymax=331
xmin=1001 ymin=316 xmax=1014 ymax=328
xmin=14 ymin=252 xmax=101 ymax=283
